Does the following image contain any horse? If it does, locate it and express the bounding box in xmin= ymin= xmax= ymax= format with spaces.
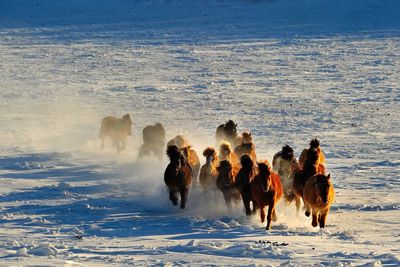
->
xmin=99 ymin=113 xmax=132 ymax=153
xmin=215 ymin=120 xmax=241 ymax=148
xmin=250 ymin=161 xmax=283 ymax=230
xmin=299 ymin=138 xmax=326 ymax=169
xmin=167 ymin=135 xmax=200 ymax=183
xmin=272 ymin=145 xmax=301 ymax=211
xmin=218 ymin=142 xmax=240 ymax=175
xmin=216 ymin=160 xmax=241 ymax=211
xmin=235 ymin=154 xmax=258 ymax=217
xmin=234 ymin=132 xmax=257 ymax=162
xmin=138 ymin=123 xmax=166 ymax=161
xmin=199 ymin=147 xmax=219 ymax=192
xmin=293 ymin=146 xmax=326 ymax=214
xmin=303 ymin=173 xmax=335 ymax=228
xmin=164 ymin=145 xmax=192 ymax=209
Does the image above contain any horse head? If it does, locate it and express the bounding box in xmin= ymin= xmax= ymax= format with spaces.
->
xmin=217 ymin=160 xmax=234 ymax=188
xmin=203 ymin=147 xmax=218 ymax=168
xmin=257 ymin=161 xmax=272 ymax=192
xmin=166 ymin=145 xmax=181 ymax=164
xmin=219 ymin=142 xmax=233 ymax=161
xmin=240 ymin=154 xmax=254 ymax=171
xmin=315 ymin=173 xmax=332 ymax=204
xmin=123 ymin=113 xmax=133 ymax=135
xmin=281 ymin=145 xmax=294 ymax=161
xmin=224 ymin=120 xmax=238 ymax=139
xmin=309 ymin=138 xmax=320 ymax=149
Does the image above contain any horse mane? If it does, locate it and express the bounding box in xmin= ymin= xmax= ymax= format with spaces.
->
xmin=257 ymin=161 xmax=271 ymax=177
xmin=306 ymin=147 xmax=320 ymax=165
xmin=225 ymin=120 xmax=236 ymax=130
xmin=217 ymin=160 xmax=232 ymax=173
xmin=281 ymin=145 xmax=294 ymax=161
xmin=219 ymin=142 xmax=232 ymax=156
xmin=203 ymin=147 xmax=216 ymax=158
xmin=166 ymin=145 xmax=181 ymax=161
xmin=240 ymin=154 xmax=254 ymax=170
xmin=309 ymin=138 xmax=320 ymax=149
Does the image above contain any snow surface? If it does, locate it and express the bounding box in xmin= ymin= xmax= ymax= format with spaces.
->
xmin=0 ymin=0 xmax=399 ymax=266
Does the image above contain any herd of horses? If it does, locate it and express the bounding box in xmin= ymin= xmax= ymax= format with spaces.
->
xmin=99 ymin=114 xmax=335 ymax=230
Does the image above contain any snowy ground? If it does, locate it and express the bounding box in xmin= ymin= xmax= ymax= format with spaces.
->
xmin=0 ymin=0 xmax=399 ymax=266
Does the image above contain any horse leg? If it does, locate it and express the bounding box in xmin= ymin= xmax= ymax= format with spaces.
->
xmin=266 ymin=204 xmax=275 ymax=230
xmin=311 ymin=211 xmax=319 ymax=227
xmin=304 ymin=203 xmax=311 ymax=217
xmin=251 ymin=199 xmax=259 ymax=215
xmin=180 ymin=188 xmax=188 ymax=209
xmin=259 ymin=203 xmax=266 ymax=223
xmin=295 ymin=195 xmax=301 ymax=216
xmin=319 ymin=209 xmax=329 ymax=228
xmin=272 ymin=208 xmax=278 ymax=222
xmin=241 ymin=192 xmax=252 ymax=217
xmin=223 ymin=192 xmax=232 ymax=212
xmin=169 ymin=191 xmax=178 ymax=206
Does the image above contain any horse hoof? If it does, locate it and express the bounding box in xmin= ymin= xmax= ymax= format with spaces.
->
xmin=172 ymin=201 xmax=178 ymax=206
xmin=305 ymin=211 xmax=310 ymax=217
xmin=180 ymin=205 xmax=185 ymax=209
xmin=265 ymin=226 xmax=271 ymax=231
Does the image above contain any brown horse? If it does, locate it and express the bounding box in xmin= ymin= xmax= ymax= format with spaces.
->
xmin=235 ymin=154 xmax=258 ymax=217
xmin=299 ymin=138 xmax=326 ymax=168
xmin=167 ymin=135 xmax=200 ymax=183
xmin=99 ymin=114 xmax=132 ymax=153
xmin=250 ymin=161 xmax=283 ymax=230
xmin=293 ymin=146 xmax=326 ymax=214
xmin=164 ymin=145 xmax=192 ymax=209
xmin=234 ymin=132 xmax=257 ymax=162
xmin=216 ymin=160 xmax=241 ymax=211
xmin=215 ymin=120 xmax=241 ymax=148
xmin=218 ymin=142 xmax=240 ymax=175
xmin=303 ymin=173 xmax=335 ymax=228
xmin=199 ymin=147 xmax=219 ymax=191
xmin=272 ymin=145 xmax=301 ymax=210
xmin=138 ymin=123 xmax=166 ymax=161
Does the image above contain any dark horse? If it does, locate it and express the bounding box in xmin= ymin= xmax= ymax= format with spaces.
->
xmin=293 ymin=146 xmax=325 ymax=214
xmin=164 ymin=145 xmax=192 ymax=209
xmin=138 ymin=123 xmax=166 ymax=161
xmin=215 ymin=120 xmax=240 ymax=148
xmin=216 ymin=160 xmax=241 ymax=211
xmin=235 ymin=154 xmax=258 ymax=217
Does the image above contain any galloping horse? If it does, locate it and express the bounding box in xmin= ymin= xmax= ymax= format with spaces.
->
xmin=251 ymin=161 xmax=283 ymax=230
xmin=138 ymin=123 xmax=166 ymax=161
xmin=99 ymin=113 xmax=132 ymax=153
xmin=216 ymin=160 xmax=241 ymax=211
xmin=199 ymin=147 xmax=219 ymax=192
xmin=235 ymin=154 xmax=258 ymax=217
xmin=303 ymin=173 xmax=335 ymax=228
xmin=293 ymin=146 xmax=325 ymax=214
xmin=272 ymin=145 xmax=301 ymax=211
xmin=215 ymin=120 xmax=241 ymax=148
xmin=164 ymin=145 xmax=192 ymax=209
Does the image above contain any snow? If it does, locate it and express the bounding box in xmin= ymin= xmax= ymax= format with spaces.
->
xmin=0 ymin=0 xmax=399 ymax=266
